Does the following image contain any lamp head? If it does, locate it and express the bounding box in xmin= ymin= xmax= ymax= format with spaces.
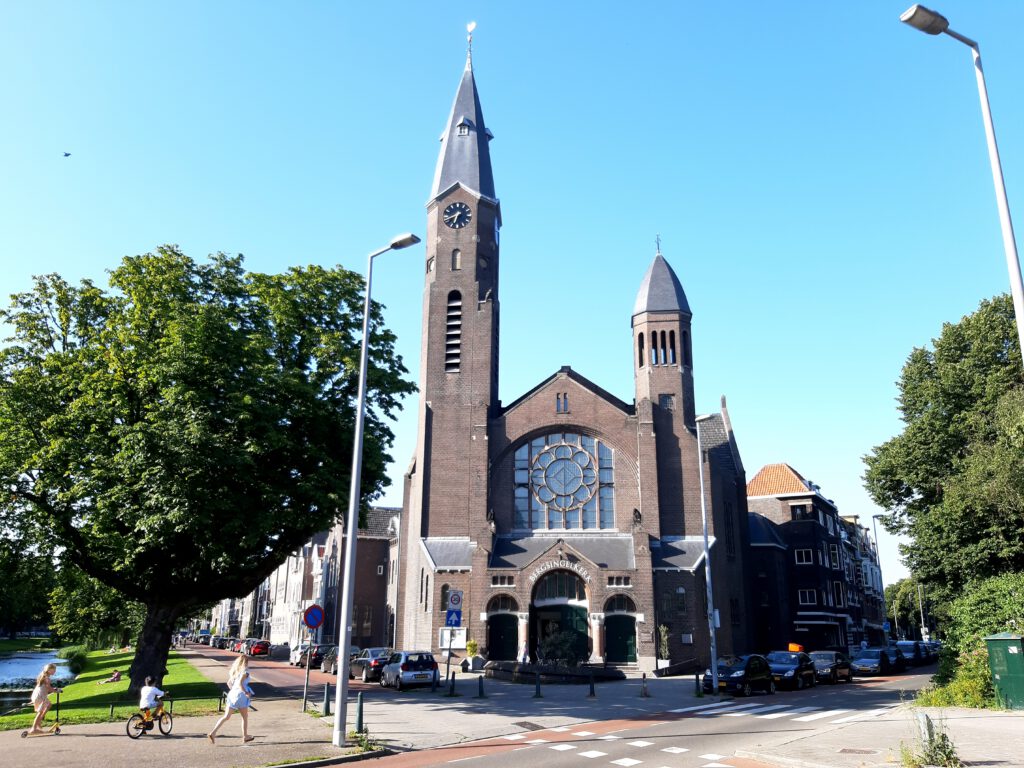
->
xmin=900 ymin=4 xmax=950 ymax=35
xmin=388 ymin=233 xmax=421 ymax=250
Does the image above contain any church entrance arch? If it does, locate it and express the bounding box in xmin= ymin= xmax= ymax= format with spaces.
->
xmin=604 ymin=594 xmax=637 ymax=664
xmin=485 ymin=594 xmax=519 ymax=661
xmin=529 ymin=570 xmax=590 ymax=663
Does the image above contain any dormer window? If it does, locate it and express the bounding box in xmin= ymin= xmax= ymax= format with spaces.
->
xmin=456 ymin=117 xmax=472 ymax=137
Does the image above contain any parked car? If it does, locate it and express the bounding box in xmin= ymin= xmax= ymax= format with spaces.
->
xmin=886 ymin=644 xmax=908 ymax=672
xmin=765 ymin=650 xmax=817 ymax=690
xmin=249 ymin=640 xmax=270 ymax=656
xmin=232 ymin=638 xmax=248 ymax=653
xmin=380 ymin=650 xmax=439 ymax=691
xmin=198 ymin=634 xmax=212 ymax=645
xmin=349 ymin=647 xmax=392 ymax=682
xmin=293 ymin=643 xmax=331 ymax=668
xmin=290 ymin=643 xmax=311 ymax=666
xmin=851 ymin=647 xmax=893 ymax=675
xmin=809 ymin=650 xmax=853 ymax=684
xmin=320 ymin=645 xmax=360 ymax=675
xmin=896 ymin=640 xmax=925 ymax=666
xmin=219 ymin=636 xmax=238 ymax=650
xmin=702 ymin=654 xmax=776 ymax=697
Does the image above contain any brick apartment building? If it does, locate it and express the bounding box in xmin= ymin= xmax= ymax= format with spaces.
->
xmin=394 ymin=41 xmax=751 ymax=672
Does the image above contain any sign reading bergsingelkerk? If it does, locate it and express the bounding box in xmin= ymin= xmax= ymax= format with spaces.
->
xmin=529 ymin=559 xmax=592 ymax=584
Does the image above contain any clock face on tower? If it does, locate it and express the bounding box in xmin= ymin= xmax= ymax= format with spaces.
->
xmin=442 ymin=201 xmax=472 ymax=229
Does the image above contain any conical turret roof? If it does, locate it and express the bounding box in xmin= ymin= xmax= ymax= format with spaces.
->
xmin=431 ymin=51 xmax=495 ymax=201
xmin=632 ymin=253 xmax=691 ymax=317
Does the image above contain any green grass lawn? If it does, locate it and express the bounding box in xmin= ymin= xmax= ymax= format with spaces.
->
xmin=0 ymin=648 xmax=223 ymax=731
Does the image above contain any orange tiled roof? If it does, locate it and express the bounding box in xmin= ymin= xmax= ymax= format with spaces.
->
xmin=746 ymin=463 xmax=811 ymax=497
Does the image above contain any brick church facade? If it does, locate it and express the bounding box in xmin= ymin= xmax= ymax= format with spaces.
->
xmin=395 ymin=41 xmax=752 ymax=672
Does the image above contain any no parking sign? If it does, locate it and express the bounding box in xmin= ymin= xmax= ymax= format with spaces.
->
xmin=303 ymin=603 xmax=324 ymax=630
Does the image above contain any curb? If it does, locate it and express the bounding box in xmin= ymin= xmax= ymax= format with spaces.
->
xmin=257 ymin=747 xmax=394 ymax=768
xmin=733 ymin=750 xmax=836 ymax=768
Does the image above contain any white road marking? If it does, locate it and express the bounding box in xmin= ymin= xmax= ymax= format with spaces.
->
xmin=792 ymin=709 xmax=851 ymax=722
xmin=627 ymin=740 xmax=654 ymax=747
xmin=502 ymin=734 xmax=525 ymax=740
xmin=549 ymin=744 xmax=576 ymax=751
xmin=525 ymin=738 xmax=549 ymax=744
xmin=830 ymin=707 xmax=898 ymax=723
xmin=725 ymin=704 xmax=789 ymax=716
xmin=699 ymin=755 xmax=727 ymax=761
xmin=701 ymin=763 xmax=733 ymax=768
xmin=667 ymin=701 xmax=735 ymax=714
xmin=697 ymin=702 xmax=765 ymax=715
xmin=549 ymin=727 xmax=571 ymax=732
xmin=573 ymin=731 xmax=596 ymax=737
xmin=757 ymin=706 xmax=819 ymax=719
xmin=661 ymin=746 xmax=689 ymax=754
xmin=578 ymin=750 xmax=608 ymax=758
xmin=611 ymin=760 xmax=642 ymax=767
xmin=597 ymin=735 xmax=622 ymax=741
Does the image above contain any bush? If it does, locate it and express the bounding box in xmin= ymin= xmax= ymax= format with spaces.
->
xmin=466 ymin=639 xmax=479 ymax=657
xmin=916 ymin=645 xmax=995 ymax=709
xmin=57 ymin=644 xmax=89 ymax=674
xmin=943 ymin=572 xmax=1024 ymax=657
xmin=538 ymin=630 xmax=585 ymax=667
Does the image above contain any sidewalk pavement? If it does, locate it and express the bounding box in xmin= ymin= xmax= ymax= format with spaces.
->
xmin=3 ymin=650 xmax=1022 ymax=768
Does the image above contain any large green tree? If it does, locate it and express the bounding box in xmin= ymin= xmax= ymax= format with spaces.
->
xmin=864 ymin=295 xmax=1024 ymax=604
xmin=0 ymin=247 xmax=415 ymax=689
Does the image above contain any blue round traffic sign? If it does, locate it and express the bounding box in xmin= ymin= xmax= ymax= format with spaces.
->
xmin=303 ymin=604 xmax=324 ymax=630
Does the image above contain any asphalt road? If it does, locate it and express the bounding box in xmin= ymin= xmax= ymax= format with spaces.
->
xmin=366 ymin=664 xmax=937 ymax=768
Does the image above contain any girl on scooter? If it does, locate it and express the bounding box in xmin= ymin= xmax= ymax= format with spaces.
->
xmin=28 ymin=664 xmax=61 ymax=735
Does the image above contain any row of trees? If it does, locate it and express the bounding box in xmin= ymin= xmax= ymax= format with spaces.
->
xmin=864 ymin=294 xmax=1024 ymax=704
xmin=0 ymin=247 xmax=415 ymax=690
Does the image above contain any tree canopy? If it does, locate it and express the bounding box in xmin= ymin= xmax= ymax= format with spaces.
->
xmin=0 ymin=247 xmax=415 ymax=686
xmin=864 ymin=295 xmax=1024 ymax=604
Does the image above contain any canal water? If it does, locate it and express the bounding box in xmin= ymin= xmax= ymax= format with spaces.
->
xmin=0 ymin=651 xmax=74 ymax=713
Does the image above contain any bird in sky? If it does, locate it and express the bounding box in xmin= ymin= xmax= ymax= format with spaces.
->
xmin=63 ymin=152 xmax=71 ymax=157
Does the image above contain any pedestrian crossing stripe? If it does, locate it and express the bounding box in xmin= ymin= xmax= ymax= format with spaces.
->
xmin=792 ymin=709 xmax=851 ymax=722
xmin=724 ymin=703 xmax=788 ymax=716
xmin=757 ymin=705 xmax=820 ymax=719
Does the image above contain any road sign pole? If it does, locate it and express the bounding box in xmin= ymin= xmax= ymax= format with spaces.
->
xmin=302 ymin=628 xmax=313 ymax=712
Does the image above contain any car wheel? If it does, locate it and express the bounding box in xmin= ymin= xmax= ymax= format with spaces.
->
xmin=795 ymin=675 xmax=804 ymax=690
xmin=809 ymin=673 xmax=816 ymax=687
xmin=830 ymin=671 xmax=838 ymax=685
xmin=379 ymin=675 xmax=387 ymax=687
xmin=741 ymin=682 xmax=752 ymax=697
xmin=768 ymin=680 xmax=776 ymax=695
xmin=362 ymin=667 xmax=369 ymax=683
xmin=396 ymin=676 xmax=404 ymax=692
xmin=348 ymin=666 xmax=355 ymax=680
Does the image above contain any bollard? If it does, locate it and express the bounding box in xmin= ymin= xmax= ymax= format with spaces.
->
xmin=640 ymin=672 xmax=650 ymax=697
xmin=170 ymin=697 xmax=175 ymax=713
xmin=476 ymin=675 xmax=487 ymax=699
xmin=219 ymin=693 xmax=225 ymax=712
xmin=431 ymin=671 xmax=439 ymax=693
xmin=323 ymin=683 xmax=331 ymax=717
xmin=694 ymin=673 xmax=700 ymax=695
xmin=447 ymin=671 xmax=456 ymax=697
xmin=588 ymin=670 xmax=596 ymax=698
xmin=355 ymin=691 xmax=364 ymax=734
xmin=109 ymin=702 xmax=115 ymax=721
xmin=533 ymin=671 xmax=543 ymax=699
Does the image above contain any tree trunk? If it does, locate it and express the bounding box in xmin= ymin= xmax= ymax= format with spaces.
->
xmin=128 ymin=601 xmax=184 ymax=694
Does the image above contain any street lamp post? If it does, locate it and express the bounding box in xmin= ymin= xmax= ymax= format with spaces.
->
xmin=332 ymin=233 xmax=420 ymax=748
xmin=695 ymin=415 xmax=719 ymax=695
xmin=900 ymin=4 xmax=1024 ymax=361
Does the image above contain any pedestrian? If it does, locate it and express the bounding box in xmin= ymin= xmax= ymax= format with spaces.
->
xmin=207 ymin=655 xmax=255 ymax=744
xmin=860 ymin=638 xmax=868 ymax=651
xmin=27 ymin=663 xmax=61 ymax=735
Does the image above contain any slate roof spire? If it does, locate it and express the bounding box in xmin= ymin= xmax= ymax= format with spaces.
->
xmin=632 ymin=243 xmax=692 ymax=317
xmin=431 ymin=23 xmax=496 ymax=202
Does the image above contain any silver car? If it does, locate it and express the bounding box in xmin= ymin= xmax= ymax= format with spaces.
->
xmin=380 ymin=650 xmax=439 ymax=691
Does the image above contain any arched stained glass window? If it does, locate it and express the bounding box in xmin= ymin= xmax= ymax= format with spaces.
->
xmin=605 ymin=594 xmax=636 ymax=613
xmin=513 ymin=432 xmax=615 ymax=530
xmin=535 ymin=571 xmax=587 ymax=602
xmin=486 ymin=594 xmax=519 ymax=613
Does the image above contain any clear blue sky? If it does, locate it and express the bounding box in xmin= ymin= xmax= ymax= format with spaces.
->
xmin=4 ymin=2 xmax=1024 ymax=587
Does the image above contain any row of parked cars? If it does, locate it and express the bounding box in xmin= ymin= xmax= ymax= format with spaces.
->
xmin=287 ymin=643 xmax=440 ymax=690
xmin=703 ymin=639 xmax=939 ymax=696
xmin=204 ymin=635 xmax=271 ymax=656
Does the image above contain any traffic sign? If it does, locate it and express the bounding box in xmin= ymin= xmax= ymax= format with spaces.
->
xmin=883 ymin=621 xmax=891 ymax=632
xmin=447 ymin=590 xmax=463 ymax=611
xmin=445 ymin=609 xmax=462 ymax=627
xmin=303 ymin=603 xmax=324 ymax=630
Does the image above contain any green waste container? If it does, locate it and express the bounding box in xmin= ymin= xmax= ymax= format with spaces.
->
xmin=984 ymin=633 xmax=1024 ymax=710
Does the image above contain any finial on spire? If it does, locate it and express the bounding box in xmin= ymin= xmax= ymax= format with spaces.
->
xmin=655 ymin=234 xmax=662 ymax=256
xmin=466 ymin=21 xmax=476 ymax=66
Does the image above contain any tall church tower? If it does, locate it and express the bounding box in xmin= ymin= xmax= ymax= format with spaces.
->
xmin=399 ymin=35 xmax=499 ymax=646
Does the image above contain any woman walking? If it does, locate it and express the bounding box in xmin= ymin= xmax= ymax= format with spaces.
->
xmin=27 ymin=664 xmax=61 ymax=735
xmin=207 ymin=656 xmax=256 ymax=744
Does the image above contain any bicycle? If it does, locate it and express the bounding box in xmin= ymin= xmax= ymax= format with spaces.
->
xmin=126 ymin=694 xmax=172 ymax=739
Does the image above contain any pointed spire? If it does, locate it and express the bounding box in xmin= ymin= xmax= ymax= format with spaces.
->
xmin=431 ymin=23 xmax=496 ymax=201
xmin=633 ymin=246 xmax=692 ymax=317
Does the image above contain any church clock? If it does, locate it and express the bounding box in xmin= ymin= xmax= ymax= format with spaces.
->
xmin=442 ymin=201 xmax=472 ymax=229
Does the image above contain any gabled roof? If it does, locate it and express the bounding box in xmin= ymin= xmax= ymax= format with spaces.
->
xmin=431 ymin=54 xmax=496 ymax=202
xmin=633 ymin=253 xmax=691 ymax=317
xmin=650 ymin=536 xmax=714 ymax=571
xmin=422 ymin=538 xmax=475 ymax=571
xmin=500 ymin=366 xmax=633 ymax=416
xmin=746 ymin=463 xmax=812 ymax=497
xmin=364 ymin=506 xmax=400 ymax=538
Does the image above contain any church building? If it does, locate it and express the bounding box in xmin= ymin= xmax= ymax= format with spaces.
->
xmin=395 ymin=39 xmax=752 ymax=672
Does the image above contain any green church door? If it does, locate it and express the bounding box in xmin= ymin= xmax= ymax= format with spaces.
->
xmin=487 ymin=614 xmax=518 ymax=661
xmin=605 ymin=615 xmax=637 ymax=663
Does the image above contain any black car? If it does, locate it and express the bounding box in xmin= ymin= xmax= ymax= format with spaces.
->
xmin=349 ymin=647 xmax=392 ymax=682
xmin=896 ymin=640 xmax=925 ymax=666
xmin=810 ymin=650 xmax=853 ymax=684
xmin=765 ymin=650 xmax=817 ymax=689
xmin=702 ymin=654 xmax=776 ymax=697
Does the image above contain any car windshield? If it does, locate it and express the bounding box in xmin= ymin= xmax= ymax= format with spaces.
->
xmin=810 ymin=652 xmax=835 ymax=662
xmin=858 ymin=649 xmax=882 ymax=659
xmin=715 ymin=656 xmax=744 ymax=669
xmin=766 ymin=652 xmax=799 ymax=663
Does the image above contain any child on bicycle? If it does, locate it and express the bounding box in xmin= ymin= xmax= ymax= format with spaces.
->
xmin=138 ymin=676 xmax=166 ymax=720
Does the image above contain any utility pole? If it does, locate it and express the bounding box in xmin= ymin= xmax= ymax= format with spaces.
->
xmin=917 ymin=583 xmax=927 ymax=639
